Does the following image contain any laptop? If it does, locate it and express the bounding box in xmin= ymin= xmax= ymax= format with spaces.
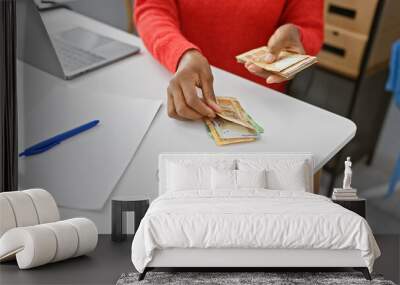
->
xmin=16 ymin=0 xmax=140 ymax=80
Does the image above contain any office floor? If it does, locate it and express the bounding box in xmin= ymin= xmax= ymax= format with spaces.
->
xmin=0 ymin=235 xmax=399 ymax=285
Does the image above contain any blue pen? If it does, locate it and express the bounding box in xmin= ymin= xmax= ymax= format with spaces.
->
xmin=19 ymin=120 xmax=100 ymax=157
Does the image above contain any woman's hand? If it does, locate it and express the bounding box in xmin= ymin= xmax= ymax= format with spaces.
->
xmin=245 ymin=24 xmax=305 ymax=84
xmin=167 ymin=50 xmax=222 ymax=120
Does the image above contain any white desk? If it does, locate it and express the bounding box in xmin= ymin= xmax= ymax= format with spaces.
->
xmin=18 ymin=9 xmax=356 ymax=233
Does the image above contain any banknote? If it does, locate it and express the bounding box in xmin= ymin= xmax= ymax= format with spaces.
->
xmin=236 ymin=46 xmax=317 ymax=78
xmin=204 ymin=97 xmax=263 ymax=146
xmin=278 ymin=56 xmax=316 ymax=78
xmin=205 ymin=119 xmax=256 ymax=146
xmin=212 ymin=118 xmax=259 ymax=139
xmin=216 ymin=97 xmax=255 ymax=130
xmin=231 ymin=98 xmax=264 ymax=133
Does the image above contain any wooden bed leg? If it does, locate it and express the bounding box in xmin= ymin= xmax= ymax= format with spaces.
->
xmin=362 ymin=268 xmax=372 ymax=280
xmin=313 ymin=170 xmax=321 ymax=195
xmin=354 ymin=267 xmax=372 ymax=280
xmin=138 ymin=268 xmax=148 ymax=281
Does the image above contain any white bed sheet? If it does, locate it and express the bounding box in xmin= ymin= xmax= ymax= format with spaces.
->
xmin=131 ymin=190 xmax=380 ymax=273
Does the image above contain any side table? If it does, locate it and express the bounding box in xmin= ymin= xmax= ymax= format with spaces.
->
xmin=112 ymin=196 xmax=150 ymax=242
xmin=332 ymin=198 xmax=366 ymax=218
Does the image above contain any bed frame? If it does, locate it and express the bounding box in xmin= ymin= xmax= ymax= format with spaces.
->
xmin=140 ymin=248 xmax=371 ymax=280
xmin=138 ymin=153 xmax=372 ymax=281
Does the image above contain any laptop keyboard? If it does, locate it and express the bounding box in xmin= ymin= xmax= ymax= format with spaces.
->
xmin=52 ymin=38 xmax=105 ymax=73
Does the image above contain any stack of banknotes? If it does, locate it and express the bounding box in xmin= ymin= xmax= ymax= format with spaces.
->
xmin=204 ymin=97 xmax=263 ymax=146
xmin=236 ymin=46 xmax=317 ymax=79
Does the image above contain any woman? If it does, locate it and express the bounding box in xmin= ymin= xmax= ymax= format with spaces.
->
xmin=134 ymin=1 xmax=323 ymax=120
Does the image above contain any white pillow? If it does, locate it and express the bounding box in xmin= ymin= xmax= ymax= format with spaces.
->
xmin=211 ymin=169 xmax=236 ymax=189
xmin=211 ymin=169 xmax=267 ymax=190
xmin=236 ymin=169 xmax=267 ymax=188
xmin=167 ymin=160 xmax=235 ymax=191
xmin=237 ymin=159 xmax=310 ymax=191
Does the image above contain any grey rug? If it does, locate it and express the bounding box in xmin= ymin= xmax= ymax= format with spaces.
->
xmin=116 ymin=272 xmax=396 ymax=285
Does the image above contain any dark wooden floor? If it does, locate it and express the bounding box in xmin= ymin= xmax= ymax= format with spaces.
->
xmin=0 ymin=235 xmax=399 ymax=285
xmin=0 ymin=235 xmax=134 ymax=285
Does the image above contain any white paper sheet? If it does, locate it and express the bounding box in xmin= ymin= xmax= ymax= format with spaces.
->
xmin=20 ymin=92 xmax=161 ymax=210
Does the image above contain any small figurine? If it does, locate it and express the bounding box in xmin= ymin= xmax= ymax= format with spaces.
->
xmin=343 ymin=157 xmax=352 ymax=190
xmin=332 ymin=157 xmax=358 ymax=200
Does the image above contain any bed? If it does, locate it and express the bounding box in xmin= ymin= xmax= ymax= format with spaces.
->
xmin=131 ymin=153 xmax=380 ymax=281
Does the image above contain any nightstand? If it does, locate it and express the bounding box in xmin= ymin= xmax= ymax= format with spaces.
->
xmin=111 ymin=196 xmax=150 ymax=242
xmin=332 ymin=198 xmax=366 ymax=218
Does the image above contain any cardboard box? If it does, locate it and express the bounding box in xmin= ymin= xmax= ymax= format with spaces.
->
xmin=318 ymin=24 xmax=367 ymax=79
xmin=325 ymin=0 xmax=378 ymax=35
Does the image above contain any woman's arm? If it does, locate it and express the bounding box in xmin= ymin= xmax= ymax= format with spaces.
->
xmin=279 ymin=0 xmax=324 ymax=56
xmin=134 ymin=0 xmax=220 ymax=120
xmin=134 ymin=0 xmax=200 ymax=72
xmin=245 ymin=0 xmax=323 ymax=84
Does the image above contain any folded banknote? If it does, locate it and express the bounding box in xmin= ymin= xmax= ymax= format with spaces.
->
xmin=236 ymin=46 xmax=317 ymax=79
xmin=204 ymin=97 xmax=263 ymax=146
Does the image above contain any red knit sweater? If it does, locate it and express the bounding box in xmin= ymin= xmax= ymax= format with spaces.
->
xmin=134 ymin=0 xmax=323 ymax=92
